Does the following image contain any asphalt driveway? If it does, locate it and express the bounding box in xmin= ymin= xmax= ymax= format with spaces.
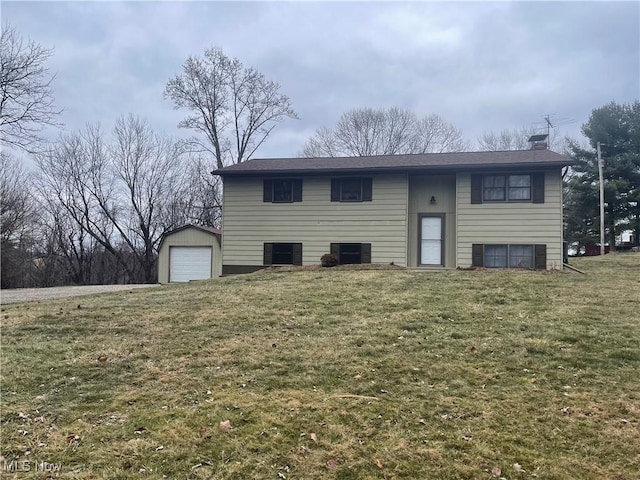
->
xmin=1 ymin=284 xmax=158 ymax=304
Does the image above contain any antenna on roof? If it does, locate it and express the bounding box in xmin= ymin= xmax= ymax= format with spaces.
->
xmin=533 ymin=114 xmax=576 ymax=148
xmin=544 ymin=114 xmax=553 ymax=140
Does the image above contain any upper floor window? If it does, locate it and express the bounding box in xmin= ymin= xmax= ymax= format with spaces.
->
xmin=263 ymin=179 xmax=302 ymax=203
xmin=471 ymin=172 xmax=544 ymax=204
xmin=330 ymin=178 xmax=373 ymax=202
xmin=483 ymin=174 xmax=531 ymax=201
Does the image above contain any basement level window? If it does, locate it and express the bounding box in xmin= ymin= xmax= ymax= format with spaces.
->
xmin=485 ymin=245 xmax=533 ymax=269
xmin=339 ymin=243 xmax=362 ymax=264
xmin=263 ymin=243 xmax=302 ymax=265
xmin=473 ymin=244 xmax=546 ymax=269
xmin=330 ymin=243 xmax=372 ymax=264
xmin=273 ymin=243 xmax=294 ymax=264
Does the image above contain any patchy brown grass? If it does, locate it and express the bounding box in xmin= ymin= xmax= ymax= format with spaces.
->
xmin=1 ymin=253 xmax=639 ymax=479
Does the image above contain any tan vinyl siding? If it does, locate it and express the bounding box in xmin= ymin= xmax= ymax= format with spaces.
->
xmin=222 ymin=175 xmax=408 ymax=266
xmin=157 ymin=228 xmax=222 ymax=283
xmin=456 ymin=170 xmax=563 ymax=269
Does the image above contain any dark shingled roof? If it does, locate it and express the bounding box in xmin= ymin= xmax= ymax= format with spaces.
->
xmin=213 ymin=149 xmax=572 ymax=176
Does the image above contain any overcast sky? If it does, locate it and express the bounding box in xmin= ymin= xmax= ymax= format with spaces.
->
xmin=5 ymin=1 xmax=639 ymax=164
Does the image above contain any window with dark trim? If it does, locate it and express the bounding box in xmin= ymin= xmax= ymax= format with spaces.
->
xmin=471 ymin=172 xmax=544 ymax=204
xmin=263 ymin=243 xmax=302 ymax=265
xmin=263 ymin=179 xmax=303 ymax=203
xmin=330 ymin=178 xmax=372 ymax=202
xmin=483 ymin=174 xmax=531 ymax=201
xmin=330 ymin=243 xmax=372 ymax=264
xmin=472 ymin=243 xmax=546 ymax=269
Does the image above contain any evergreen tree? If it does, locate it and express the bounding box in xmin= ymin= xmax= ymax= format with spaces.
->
xmin=565 ymin=101 xmax=640 ymax=251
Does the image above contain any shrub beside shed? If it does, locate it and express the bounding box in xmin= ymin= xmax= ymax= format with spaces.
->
xmin=157 ymin=225 xmax=222 ymax=283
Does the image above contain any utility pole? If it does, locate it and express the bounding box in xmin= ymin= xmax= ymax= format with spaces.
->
xmin=597 ymin=142 xmax=605 ymax=256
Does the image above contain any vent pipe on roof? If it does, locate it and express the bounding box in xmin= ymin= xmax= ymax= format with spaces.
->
xmin=528 ymin=134 xmax=548 ymax=150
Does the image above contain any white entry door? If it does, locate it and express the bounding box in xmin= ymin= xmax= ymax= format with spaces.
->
xmin=420 ymin=216 xmax=443 ymax=265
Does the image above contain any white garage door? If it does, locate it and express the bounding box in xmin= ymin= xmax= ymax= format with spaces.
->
xmin=169 ymin=247 xmax=212 ymax=282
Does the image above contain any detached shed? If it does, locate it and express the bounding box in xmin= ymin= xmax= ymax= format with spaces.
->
xmin=158 ymin=225 xmax=222 ymax=283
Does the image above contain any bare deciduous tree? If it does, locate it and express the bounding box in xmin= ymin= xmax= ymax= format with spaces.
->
xmin=0 ymin=24 xmax=61 ymax=153
xmin=0 ymin=152 xmax=39 ymax=287
xmin=301 ymin=107 xmax=468 ymax=157
xmin=29 ymin=204 xmax=98 ymax=286
xmin=36 ymin=115 xmax=189 ymax=283
xmin=0 ymin=152 xmax=35 ymax=243
xmin=164 ymin=47 xmax=298 ymax=169
xmin=180 ymin=156 xmax=223 ymax=228
xmin=477 ymin=127 xmax=533 ymax=151
xmin=476 ymin=126 xmax=563 ymax=151
xmin=111 ymin=115 xmax=191 ymax=280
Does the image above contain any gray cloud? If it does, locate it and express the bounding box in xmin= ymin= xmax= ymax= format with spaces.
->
xmin=4 ymin=1 xmax=639 ymax=163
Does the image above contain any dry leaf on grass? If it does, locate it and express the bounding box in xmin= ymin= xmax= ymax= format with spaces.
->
xmin=219 ymin=420 xmax=232 ymax=431
xmin=513 ymin=463 xmax=523 ymax=472
xmin=310 ymin=432 xmax=317 ymax=442
xmin=374 ymin=458 xmax=383 ymax=469
xmin=491 ymin=466 xmax=502 ymax=477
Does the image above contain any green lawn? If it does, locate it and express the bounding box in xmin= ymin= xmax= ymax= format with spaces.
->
xmin=1 ymin=254 xmax=639 ymax=479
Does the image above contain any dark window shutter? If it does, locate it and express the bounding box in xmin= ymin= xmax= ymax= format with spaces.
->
xmin=292 ymin=243 xmax=302 ymax=265
xmin=263 ymin=243 xmax=273 ymax=265
xmin=330 ymin=243 xmax=340 ymax=260
xmin=532 ymin=172 xmax=545 ymax=203
xmin=534 ymin=244 xmax=547 ymax=269
xmin=471 ymin=175 xmax=482 ymax=204
xmin=263 ymin=180 xmax=273 ymax=202
xmin=472 ymin=244 xmax=484 ymax=267
xmin=362 ymin=178 xmax=373 ymax=201
xmin=361 ymin=243 xmax=371 ymax=264
xmin=293 ymin=179 xmax=303 ymax=202
xmin=331 ymin=179 xmax=340 ymax=202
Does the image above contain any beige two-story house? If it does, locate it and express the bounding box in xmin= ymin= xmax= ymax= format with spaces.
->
xmin=213 ymin=149 xmax=571 ymax=274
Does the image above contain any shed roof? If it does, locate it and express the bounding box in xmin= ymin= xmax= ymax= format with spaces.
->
xmin=213 ymin=149 xmax=571 ymax=177
xmin=159 ymin=224 xmax=222 ymax=250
